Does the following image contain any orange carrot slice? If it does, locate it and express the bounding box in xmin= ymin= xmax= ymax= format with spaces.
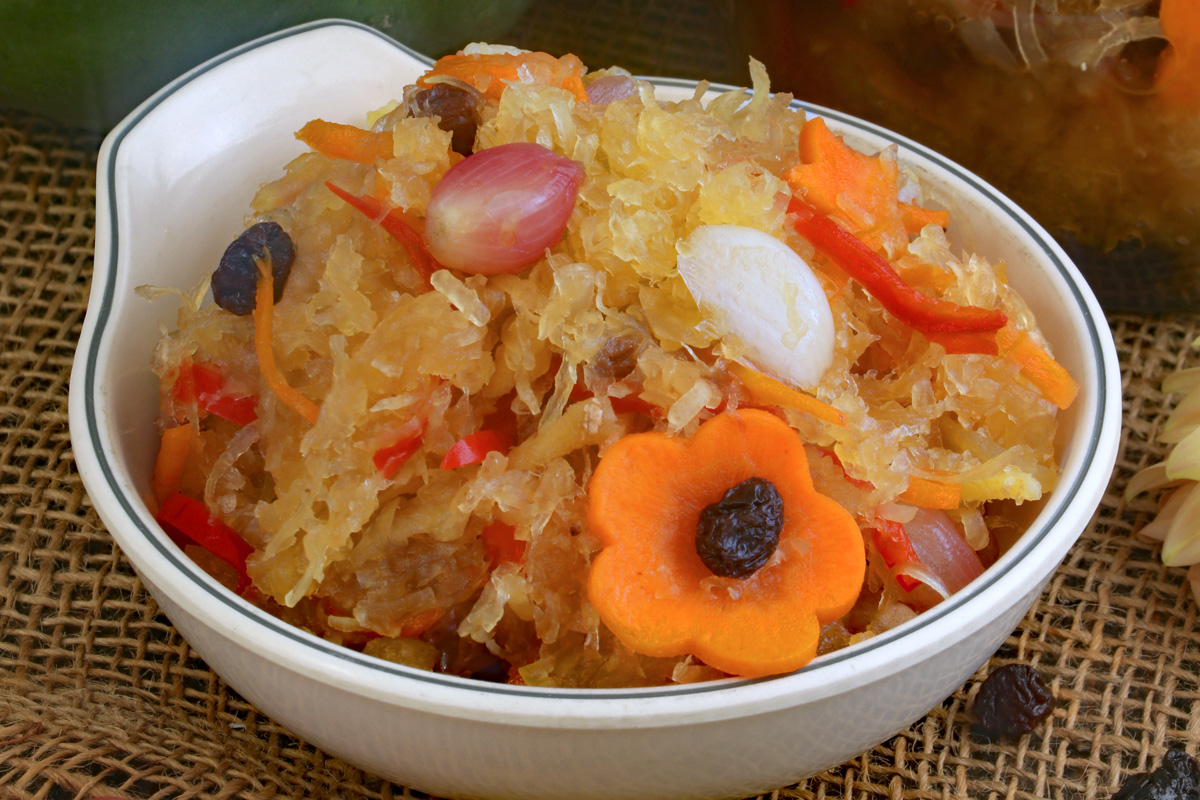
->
xmin=253 ymin=260 xmax=320 ymax=424
xmin=296 ymin=120 xmax=394 ymax=164
xmin=587 ymin=410 xmax=865 ymax=677
xmin=787 ymin=117 xmax=952 ymax=247
xmin=151 ymin=423 xmax=196 ymax=506
xmin=728 ymin=362 xmax=847 ymax=426
xmin=997 ymin=324 xmax=1079 ymax=410
xmin=786 ymin=117 xmax=905 ymax=244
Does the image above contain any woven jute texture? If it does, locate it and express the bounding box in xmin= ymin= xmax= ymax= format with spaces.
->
xmin=4 ymin=7 xmax=1200 ymax=797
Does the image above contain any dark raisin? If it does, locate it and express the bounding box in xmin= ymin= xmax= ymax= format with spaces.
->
xmin=592 ymin=335 xmax=643 ymax=382
xmin=696 ymin=477 xmax=784 ymax=579
xmin=1114 ymin=749 xmax=1200 ymax=800
xmin=469 ymin=660 xmax=511 ymax=684
xmin=970 ymin=663 xmax=1054 ymax=739
xmin=409 ymin=83 xmax=482 ymax=156
xmin=211 ymin=221 xmax=295 ymax=315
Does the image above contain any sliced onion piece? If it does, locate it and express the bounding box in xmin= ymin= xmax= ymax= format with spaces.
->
xmin=675 ymin=224 xmax=835 ymax=389
xmin=903 ymin=508 xmax=985 ymax=596
xmin=893 ymin=560 xmax=952 ymax=611
xmin=425 ymin=142 xmax=585 ymax=275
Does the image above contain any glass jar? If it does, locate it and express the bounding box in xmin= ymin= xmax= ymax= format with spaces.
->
xmin=737 ymin=0 xmax=1200 ymax=312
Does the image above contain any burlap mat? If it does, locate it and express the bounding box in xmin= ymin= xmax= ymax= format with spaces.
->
xmin=4 ymin=4 xmax=1200 ymax=795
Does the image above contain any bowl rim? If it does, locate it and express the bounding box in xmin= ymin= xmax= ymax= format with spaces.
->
xmin=70 ymin=18 xmax=1121 ymax=725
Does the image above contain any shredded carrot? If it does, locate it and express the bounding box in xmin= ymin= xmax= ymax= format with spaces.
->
xmin=561 ymin=74 xmax=588 ymax=103
xmin=418 ymin=50 xmax=589 ymax=103
xmin=897 ymin=476 xmax=962 ymax=510
xmin=996 ymin=324 xmax=1079 ymax=410
xmin=151 ymin=423 xmax=196 ymax=506
xmin=898 ymin=261 xmax=955 ymax=294
xmin=899 ymin=202 xmax=950 ymax=234
xmin=295 ymin=120 xmax=394 ymax=164
xmin=728 ymin=362 xmax=847 ymax=427
xmin=923 ymin=328 xmax=1000 ymax=356
xmin=253 ymin=260 xmax=320 ymax=424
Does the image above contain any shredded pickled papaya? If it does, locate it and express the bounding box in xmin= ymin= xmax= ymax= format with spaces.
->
xmin=325 ymin=182 xmax=439 ymax=283
xmin=146 ymin=47 xmax=1072 ymax=688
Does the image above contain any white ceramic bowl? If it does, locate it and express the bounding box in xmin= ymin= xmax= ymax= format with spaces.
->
xmin=69 ymin=19 xmax=1122 ymax=800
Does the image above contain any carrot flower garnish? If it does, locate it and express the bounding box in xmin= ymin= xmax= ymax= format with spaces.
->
xmin=586 ymin=410 xmax=865 ymax=678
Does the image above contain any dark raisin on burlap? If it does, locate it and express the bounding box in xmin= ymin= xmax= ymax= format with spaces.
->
xmin=4 ymin=5 xmax=1200 ymax=796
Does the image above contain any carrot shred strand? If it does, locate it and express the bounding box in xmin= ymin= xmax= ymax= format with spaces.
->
xmin=296 ymin=119 xmax=394 ymax=164
xmin=151 ymin=423 xmax=196 ymax=506
xmin=897 ymin=476 xmax=961 ymax=510
xmin=996 ymin=324 xmax=1079 ymax=409
xmin=253 ymin=260 xmax=320 ymax=424
xmin=729 ymin=362 xmax=847 ymax=426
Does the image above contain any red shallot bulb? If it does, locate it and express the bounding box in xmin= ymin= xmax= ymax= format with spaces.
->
xmin=901 ymin=508 xmax=985 ymax=610
xmin=424 ymin=142 xmax=585 ymax=275
xmin=586 ymin=75 xmax=638 ymax=105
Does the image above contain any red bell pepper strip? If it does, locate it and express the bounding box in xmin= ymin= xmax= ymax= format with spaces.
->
xmin=481 ymin=521 xmax=526 ymax=566
xmin=172 ymin=361 xmax=259 ymax=425
xmin=816 ymin=447 xmax=874 ymax=490
xmin=373 ymin=424 xmax=426 ymax=479
xmin=568 ymin=381 xmax=658 ymax=417
xmin=441 ymin=429 xmax=513 ymax=470
xmin=483 ymin=392 xmax=521 ymax=446
xmin=788 ymin=195 xmax=1007 ymax=336
xmin=325 ymin=182 xmax=440 ymax=283
xmin=871 ymin=517 xmax=922 ymax=593
xmin=192 ymin=363 xmax=259 ymax=425
xmin=156 ymin=493 xmax=253 ymax=592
